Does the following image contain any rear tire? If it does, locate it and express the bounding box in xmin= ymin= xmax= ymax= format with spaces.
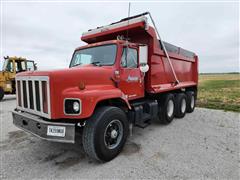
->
xmin=158 ymin=93 xmax=175 ymax=124
xmin=175 ymin=93 xmax=187 ymax=118
xmin=0 ymin=87 xmax=4 ymax=101
xmin=186 ymin=91 xmax=196 ymax=113
xmin=82 ymin=106 xmax=129 ymax=162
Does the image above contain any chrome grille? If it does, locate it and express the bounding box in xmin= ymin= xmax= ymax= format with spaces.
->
xmin=16 ymin=76 xmax=51 ymax=118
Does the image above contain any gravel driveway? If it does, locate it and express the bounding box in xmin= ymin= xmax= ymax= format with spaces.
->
xmin=0 ymin=95 xmax=239 ymax=179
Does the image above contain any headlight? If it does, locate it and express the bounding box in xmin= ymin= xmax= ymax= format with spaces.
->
xmin=73 ymin=101 xmax=80 ymax=112
xmin=64 ymin=99 xmax=81 ymax=115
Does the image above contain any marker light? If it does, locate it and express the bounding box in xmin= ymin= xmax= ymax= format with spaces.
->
xmin=79 ymin=82 xmax=85 ymax=90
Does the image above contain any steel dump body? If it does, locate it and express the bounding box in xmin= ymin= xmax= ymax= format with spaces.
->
xmin=81 ymin=16 xmax=198 ymax=95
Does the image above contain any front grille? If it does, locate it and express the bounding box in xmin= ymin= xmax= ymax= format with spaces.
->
xmin=16 ymin=76 xmax=51 ymax=118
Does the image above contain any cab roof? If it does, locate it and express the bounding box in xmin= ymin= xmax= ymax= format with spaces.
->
xmin=75 ymin=40 xmax=137 ymax=51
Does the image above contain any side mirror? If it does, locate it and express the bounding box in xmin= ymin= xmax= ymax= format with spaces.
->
xmin=140 ymin=63 xmax=149 ymax=73
xmin=34 ymin=63 xmax=37 ymax=70
xmin=139 ymin=45 xmax=149 ymax=73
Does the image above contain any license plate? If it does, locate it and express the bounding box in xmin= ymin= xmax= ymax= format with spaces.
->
xmin=47 ymin=126 xmax=66 ymax=137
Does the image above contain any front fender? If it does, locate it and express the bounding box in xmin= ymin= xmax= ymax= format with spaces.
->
xmin=82 ymin=86 xmax=131 ymax=117
xmin=52 ymin=85 xmax=130 ymax=120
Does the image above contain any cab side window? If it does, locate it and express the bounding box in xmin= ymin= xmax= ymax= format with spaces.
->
xmin=121 ymin=48 xmax=138 ymax=68
xmin=15 ymin=61 xmax=27 ymax=72
xmin=26 ymin=61 xmax=35 ymax=71
xmin=6 ymin=60 xmax=13 ymax=72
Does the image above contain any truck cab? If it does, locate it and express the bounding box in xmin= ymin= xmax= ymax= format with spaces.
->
xmin=70 ymin=40 xmax=146 ymax=100
xmin=12 ymin=12 xmax=198 ymax=162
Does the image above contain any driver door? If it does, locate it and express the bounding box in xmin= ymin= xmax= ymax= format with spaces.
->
xmin=118 ymin=47 xmax=144 ymax=100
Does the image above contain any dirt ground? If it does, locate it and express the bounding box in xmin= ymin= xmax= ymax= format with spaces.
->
xmin=0 ymin=95 xmax=239 ymax=179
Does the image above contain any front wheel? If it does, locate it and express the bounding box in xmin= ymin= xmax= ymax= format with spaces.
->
xmin=82 ymin=106 xmax=129 ymax=162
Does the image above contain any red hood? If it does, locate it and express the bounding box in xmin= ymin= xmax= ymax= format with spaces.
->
xmin=17 ymin=65 xmax=115 ymax=87
xmin=17 ymin=65 xmax=116 ymax=119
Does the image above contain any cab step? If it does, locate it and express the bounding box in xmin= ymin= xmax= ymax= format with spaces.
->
xmin=128 ymin=100 xmax=158 ymax=128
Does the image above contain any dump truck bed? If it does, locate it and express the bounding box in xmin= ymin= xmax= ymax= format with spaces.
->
xmin=148 ymin=43 xmax=198 ymax=94
xmin=81 ymin=14 xmax=198 ymax=94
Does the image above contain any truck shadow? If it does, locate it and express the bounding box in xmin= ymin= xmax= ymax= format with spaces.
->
xmin=0 ymin=130 xmax=90 ymax=168
xmin=1 ymin=129 xmax=145 ymax=168
xmin=40 ymin=142 xmax=87 ymax=169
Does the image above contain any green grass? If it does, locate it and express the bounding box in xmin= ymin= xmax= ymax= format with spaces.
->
xmin=197 ymin=73 xmax=240 ymax=112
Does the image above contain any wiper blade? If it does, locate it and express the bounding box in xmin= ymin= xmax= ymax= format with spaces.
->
xmin=90 ymin=61 xmax=101 ymax=66
xmin=71 ymin=63 xmax=82 ymax=67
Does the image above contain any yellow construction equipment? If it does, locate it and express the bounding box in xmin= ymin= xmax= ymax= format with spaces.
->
xmin=0 ymin=56 xmax=37 ymax=101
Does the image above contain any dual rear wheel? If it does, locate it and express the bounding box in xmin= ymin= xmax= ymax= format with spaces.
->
xmin=158 ymin=91 xmax=196 ymax=124
xmin=186 ymin=91 xmax=196 ymax=113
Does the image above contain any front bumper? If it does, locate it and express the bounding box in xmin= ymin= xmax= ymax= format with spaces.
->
xmin=12 ymin=110 xmax=76 ymax=143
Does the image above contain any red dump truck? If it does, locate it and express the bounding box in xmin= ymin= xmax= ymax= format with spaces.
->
xmin=12 ymin=12 xmax=198 ymax=162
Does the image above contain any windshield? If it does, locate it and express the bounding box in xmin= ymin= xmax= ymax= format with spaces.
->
xmin=70 ymin=44 xmax=117 ymax=67
xmin=2 ymin=59 xmax=9 ymax=71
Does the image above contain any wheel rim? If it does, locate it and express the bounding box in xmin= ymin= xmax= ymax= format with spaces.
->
xmin=167 ymin=99 xmax=174 ymax=117
xmin=190 ymin=95 xmax=195 ymax=109
xmin=181 ymin=98 xmax=186 ymax=113
xmin=104 ymin=119 xmax=123 ymax=150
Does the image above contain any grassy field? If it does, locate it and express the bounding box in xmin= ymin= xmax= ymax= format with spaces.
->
xmin=197 ymin=73 xmax=240 ymax=112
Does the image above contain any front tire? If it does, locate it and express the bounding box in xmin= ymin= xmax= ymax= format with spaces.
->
xmin=82 ymin=106 xmax=129 ymax=162
xmin=0 ymin=87 xmax=4 ymax=101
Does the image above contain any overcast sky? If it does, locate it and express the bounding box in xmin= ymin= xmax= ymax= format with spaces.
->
xmin=1 ymin=1 xmax=239 ymax=73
